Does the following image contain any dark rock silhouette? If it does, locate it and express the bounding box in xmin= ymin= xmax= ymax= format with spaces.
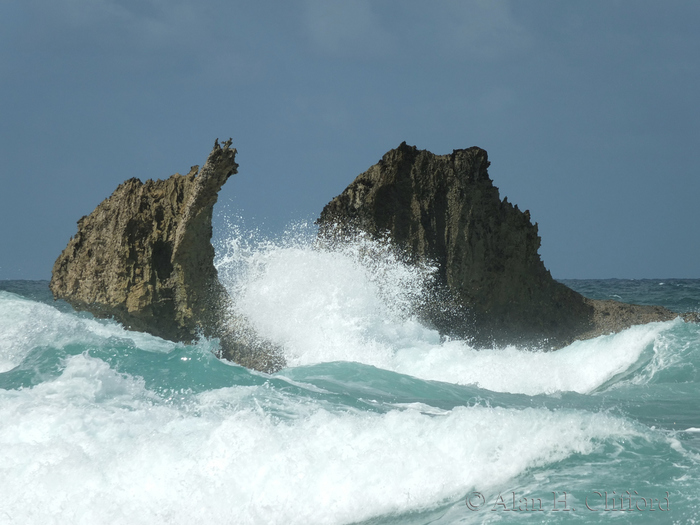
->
xmin=50 ymin=139 xmax=283 ymax=372
xmin=318 ymin=142 xmax=684 ymax=347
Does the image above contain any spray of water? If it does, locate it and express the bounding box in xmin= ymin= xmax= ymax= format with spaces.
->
xmin=213 ymin=218 xmax=674 ymax=395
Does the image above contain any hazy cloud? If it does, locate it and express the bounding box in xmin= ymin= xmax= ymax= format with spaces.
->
xmin=300 ymin=0 xmax=531 ymax=64
xmin=423 ymin=1 xmax=532 ymax=60
xmin=302 ymin=0 xmax=397 ymax=58
xmin=28 ymin=0 xmax=199 ymax=45
xmin=5 ymin=0 xmax=268 ymax=85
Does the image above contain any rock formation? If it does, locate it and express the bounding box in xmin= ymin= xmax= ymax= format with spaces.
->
xmin=318 ymin=142 xmax=684 ymax=348
xmin=50 ymin=139 xmax=691 ymax=368
xmin=50 ymin=139 xmax=283 ymax=372
xmin=578 ymin=298 xmax=698 ymax=340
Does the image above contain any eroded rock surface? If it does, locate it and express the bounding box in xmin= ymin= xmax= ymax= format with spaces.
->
xmin=579 ymin=298 xmax=695 ymax=339
xmin=318 ymin=143 xmax=685 ymax=348
xmin=50 ymin=139 xmax=283 ymax=371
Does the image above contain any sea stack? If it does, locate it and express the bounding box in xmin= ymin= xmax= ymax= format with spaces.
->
xmin=50 ymin=139 xmax=282 ymax=372
xmin=318 ymin=142 xmax=684 ymax=348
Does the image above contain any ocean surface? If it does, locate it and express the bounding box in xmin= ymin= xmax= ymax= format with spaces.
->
xmin=1 ymin=227 xmax=699 ymax=524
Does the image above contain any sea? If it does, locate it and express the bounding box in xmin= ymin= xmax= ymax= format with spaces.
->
xmin=1 ymin=224 xmax=699 ymax=525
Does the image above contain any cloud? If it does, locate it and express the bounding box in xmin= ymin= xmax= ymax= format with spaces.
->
xmin=3 ymin=0 xmax=268 ymax=86
xmin=25 ymin=0 xmax=205 ymax=51
xmin=301 ymin=0 xmax=531 ymax=64
xmin=302 ymin=0 xmax=397 ymax=58
xmin=418 ymin=1 xmax=532 ymax=61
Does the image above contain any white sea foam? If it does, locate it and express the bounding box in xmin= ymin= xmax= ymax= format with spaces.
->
xmin=0 ymin=352 xmax=640 ymax=525
xmin=391 ymin=322 xmax=670 ymax=395
xmin=217 ymin=231 xmax=673 ymax=395
xmin=1 ymin=228 xmax=697 ymax=524
xmin=217 ymin=224 xmax=440 ymax=368
xmin=0 ymin=291 xmax=175 ymax=372
xmin=613 ymin=318 xmax=699 ymax=387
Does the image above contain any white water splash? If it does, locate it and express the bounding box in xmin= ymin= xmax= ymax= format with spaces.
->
xmin=216 ymin=224 xmax=675 ymax=395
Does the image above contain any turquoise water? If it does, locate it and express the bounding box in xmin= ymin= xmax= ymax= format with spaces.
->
xmin=1 ymin=234 xmax=699 ymax=524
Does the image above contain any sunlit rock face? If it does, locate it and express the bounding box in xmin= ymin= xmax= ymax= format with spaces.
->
xmin=50 ymin=140 xmax=283 ymax=372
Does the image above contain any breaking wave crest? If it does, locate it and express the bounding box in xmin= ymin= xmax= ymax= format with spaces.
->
xmin=215 ymin=222 xmax=679 ymax=395
xmin=1 ymin=221 xmax=698 ymax=524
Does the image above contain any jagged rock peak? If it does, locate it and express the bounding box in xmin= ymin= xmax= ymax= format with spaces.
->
xmin=50 ymin=139 xmax=238 ymax=344
xmin=317 ymin=142 xmax=593 ymax=348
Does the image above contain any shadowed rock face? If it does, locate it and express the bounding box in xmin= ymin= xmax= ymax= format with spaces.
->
xmin=319 ymin=142 xmax=662 ymax=348
xmin=50 ymin=140 xmax=284 ymax=372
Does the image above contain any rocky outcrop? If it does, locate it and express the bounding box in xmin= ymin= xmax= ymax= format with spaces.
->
xmin=578 ymin=298 xmax=697 ymax=340
xmin=50 ymin=139 xmax=691 ymax=368
xmin=317 ymin=142 xmax=685 ymax=348
xmin=50 ymin=139 xmax=283 ymax=372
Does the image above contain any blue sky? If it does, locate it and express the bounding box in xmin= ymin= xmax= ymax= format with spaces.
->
xmin=1 ymin=1 xmax=698 ymax=279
